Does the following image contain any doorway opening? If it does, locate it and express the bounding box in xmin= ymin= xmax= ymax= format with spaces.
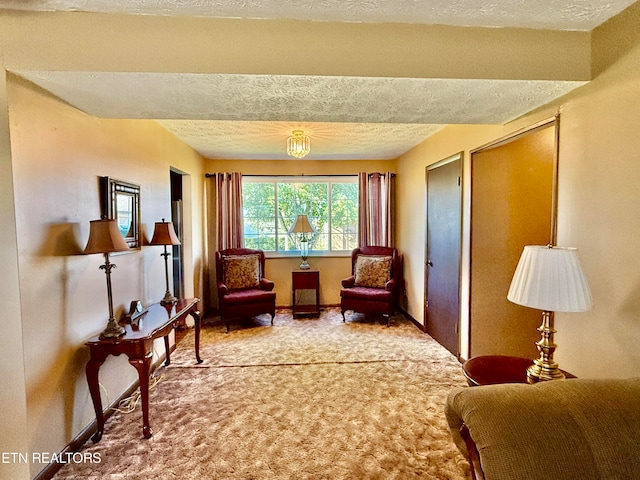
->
xmin=170 ymin=169 xmax=185 ymax=300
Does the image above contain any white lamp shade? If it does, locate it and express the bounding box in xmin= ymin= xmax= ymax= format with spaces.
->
xmin=507 ymin=246 xmax=593 ymax=312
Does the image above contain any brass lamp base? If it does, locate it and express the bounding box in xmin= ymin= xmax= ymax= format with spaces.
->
xmin=526 ymin=360 xmax=566 ymax=383
xmin=158 ymin=244 xmax=178 ymax=305
xmin=527 ymin=310 xmax=565 ymax=383
xmin=160 ymin=290 xmax=177 ymax=305
xmin=100 ymin=317 xmax=126 ymax=339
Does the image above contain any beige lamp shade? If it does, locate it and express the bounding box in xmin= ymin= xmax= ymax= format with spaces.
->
xmin=84 ymin=218 xmax=130 ymax=254
xmin=289 ymin=215 xmax=315 ymax=234
xmin=150 ymin=219 xmax=181 ymax=246
xmin=507 ymin=245 xmax=593 ymax=312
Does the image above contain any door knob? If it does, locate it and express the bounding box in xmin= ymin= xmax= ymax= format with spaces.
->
xmin=427 ymin=260 xmax=434 ymax=267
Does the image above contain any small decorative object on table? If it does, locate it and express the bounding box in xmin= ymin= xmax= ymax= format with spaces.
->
xmin=121 ymin=300 xmax=147 ymax=329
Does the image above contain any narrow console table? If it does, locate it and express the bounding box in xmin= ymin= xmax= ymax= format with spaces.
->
xmin=85 ymin=298 xmax=202 ymax=442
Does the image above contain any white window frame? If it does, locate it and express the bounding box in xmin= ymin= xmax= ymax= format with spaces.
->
xmin=242 ymin=175 xmax=358 ymax=258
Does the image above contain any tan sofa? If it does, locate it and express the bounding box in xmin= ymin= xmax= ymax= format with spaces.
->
xmin=445 ymin=378 xmax=640 ymax=480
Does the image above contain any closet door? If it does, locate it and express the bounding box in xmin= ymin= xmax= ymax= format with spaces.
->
xmin=469 ymin=121 xmax=557 ymax=358
xmin=425 ymin=154 xmax=462 ymax=356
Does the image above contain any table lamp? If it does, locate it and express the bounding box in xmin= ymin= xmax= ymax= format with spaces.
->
xmin=84 ymin=217 xmax=131 ymax=338
xmin=289 ymin=214 xmax=315 ymax=270
xmin=507 ymin=245 xmax=593 ymax=382
xmin=150 ymin=218 xmax=181 ymax=304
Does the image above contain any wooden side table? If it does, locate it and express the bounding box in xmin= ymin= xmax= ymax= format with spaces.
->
xmin=85 ymin=298 xmax=202 ymax=442
xmin=462 ymin=355 xmax=575 ymax=386
xmin=292 ymin=270 xmax=320 ymax=317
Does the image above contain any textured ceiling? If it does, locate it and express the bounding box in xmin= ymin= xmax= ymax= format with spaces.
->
xmin=7 ymin=1 xmax=635 ymax=160
xmin=2 ymin=0 xmax=636 ymax=30
xmin=18 ymin=71 xmax=585 ymax=160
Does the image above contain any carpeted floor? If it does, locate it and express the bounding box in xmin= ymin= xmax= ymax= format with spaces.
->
xmin=54 ymin=308 xmax=471 ymax=479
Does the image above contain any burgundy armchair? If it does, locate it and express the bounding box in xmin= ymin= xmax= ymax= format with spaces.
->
xmin=340 ymin=246 xmax=402 ymax=326
xmin=215 ymin=248 xmax=276 ymax=332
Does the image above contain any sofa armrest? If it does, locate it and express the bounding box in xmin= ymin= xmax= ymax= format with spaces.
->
xmin=341 ymin=275 xmax=355 ymax=288
xmin=260 ymin=278 xmax=275 ymax=291
xmin=445 ymin=378 xmax=640 ymax=480
xmin=217 ymin=281 xmax=229 ymax=296
xmin=444 ymin=387 xmax=470 ymax=458
xmin=385 ymin=278 xmax=396 ymax=292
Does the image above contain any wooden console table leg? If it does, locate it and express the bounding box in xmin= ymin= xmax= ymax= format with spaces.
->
xmin=86 ymin=355 xmax=107 ymax=443
xmin=163 ymin=335 xmax=171 ymax=366
xmin=191 ymin=309 xmax=203 ymax=364
xmin=128 ymin=352 xmax=154 ymax=439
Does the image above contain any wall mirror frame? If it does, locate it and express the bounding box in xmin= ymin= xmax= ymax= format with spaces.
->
xmin=100 ymin=176 xmax=141 ymax=249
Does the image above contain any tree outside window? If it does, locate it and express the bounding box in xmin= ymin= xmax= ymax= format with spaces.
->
xmin=242 ymin=177 xmax=358 ymax=253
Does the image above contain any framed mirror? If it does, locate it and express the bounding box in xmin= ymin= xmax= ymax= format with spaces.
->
xmin=100 ymin=176 xmax=141 ymax=249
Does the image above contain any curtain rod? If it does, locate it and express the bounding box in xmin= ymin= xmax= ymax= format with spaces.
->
xmin=205 ymin=173 xmax=395 ymax=178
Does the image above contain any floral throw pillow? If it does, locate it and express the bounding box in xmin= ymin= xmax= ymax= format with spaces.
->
xmin=223 ymin=254 xmax=260 ymax=290
xmin=354 ymin=255 xmax=392 ymax=288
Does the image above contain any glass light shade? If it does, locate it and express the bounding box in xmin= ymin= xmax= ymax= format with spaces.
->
xmin=84 ymin=218 xmax=130 ymax=254
xmin=287 ymin=130 xmax=311 ymax=159
xmin=150 ymin=219 xmax=181 ymax=246
xmin=507 ymin=245 xmax=593 ymax=312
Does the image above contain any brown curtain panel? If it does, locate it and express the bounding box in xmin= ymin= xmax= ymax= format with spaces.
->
xmin=358 ymin=172 xmax=395 ymax=247
xmin=213 ymin=172 xmax=243 ymax=250
xmin=204 ymin=172 xmax=243 ymax=313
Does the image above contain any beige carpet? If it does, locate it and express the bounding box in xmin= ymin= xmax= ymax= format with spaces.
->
xmin=54 ymin=308 xmax=471 ymax=479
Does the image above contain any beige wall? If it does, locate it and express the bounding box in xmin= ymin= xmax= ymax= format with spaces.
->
xmin=553 ymin=43 xmax=640 ymax=378
xmin=396 ymin=4 xmax=640 ymax=376
xmin=0 ymin=51 xmax=30 ymax=480
xmin=205 ymin=159 xmax=396 ymax=308
xmin=6 ymin=76 xmax=205 ymax=477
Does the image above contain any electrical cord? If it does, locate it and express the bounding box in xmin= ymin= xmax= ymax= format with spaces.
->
xmin=110 ymin=371 xmax=163 ymax=414
xmin=97 ymin=345 xmax=165 ymax=415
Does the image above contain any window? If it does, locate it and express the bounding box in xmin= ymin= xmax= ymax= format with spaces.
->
xmin=242 ymin=176 xmax=358 ymax=253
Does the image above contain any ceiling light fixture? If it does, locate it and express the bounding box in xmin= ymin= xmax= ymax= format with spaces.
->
xmin=287 ymin=130 xmax=311 ymax=159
